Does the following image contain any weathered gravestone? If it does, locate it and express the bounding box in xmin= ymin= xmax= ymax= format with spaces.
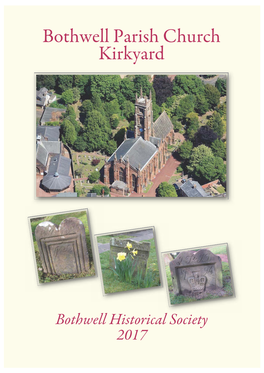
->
xmin=109 ymin=238 xmax=150 ymax=278
xmin=35 ymin=217 xmax=90 ymax=275
xmin=169 ymin=249 xmax=223 ymax=299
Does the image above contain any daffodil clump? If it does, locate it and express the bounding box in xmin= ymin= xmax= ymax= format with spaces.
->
xmin=112 ymin=242 xmax=138 ymax=283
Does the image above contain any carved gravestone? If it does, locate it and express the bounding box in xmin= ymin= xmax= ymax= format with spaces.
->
xmin=109 ymin=238 xmax=150 ymax=278
xmin=35 ymin=217 xmax=89 ymax=275
xmin=169 ymin=249 xmax=223 ymax=299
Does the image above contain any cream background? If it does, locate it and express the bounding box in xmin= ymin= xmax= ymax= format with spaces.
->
xmin=4 ymin=6 xmax=260 ymax=368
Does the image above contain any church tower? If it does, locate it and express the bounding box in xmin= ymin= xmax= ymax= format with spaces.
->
xmin=134 ymin=88 xmax=153 ymax=141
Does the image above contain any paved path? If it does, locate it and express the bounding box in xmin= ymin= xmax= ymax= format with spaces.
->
xmin=144 ymin=155 xmax=181 ymax=197
xmin=97 ymin=229 xmax=153 ymax=253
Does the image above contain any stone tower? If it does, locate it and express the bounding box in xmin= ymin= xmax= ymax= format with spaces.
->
xmin=134 ymin=88 xmax=153 ymax=141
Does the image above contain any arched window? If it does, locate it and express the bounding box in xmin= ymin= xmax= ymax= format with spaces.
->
xmin=132 ymin=174 xmax=137 ymax=192
xmin=119 ymin=168 xmax=126 ymax=183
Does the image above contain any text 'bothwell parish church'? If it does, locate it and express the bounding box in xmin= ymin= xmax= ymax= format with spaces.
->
xmin=103 ymin=89 xmax=176 ymax=195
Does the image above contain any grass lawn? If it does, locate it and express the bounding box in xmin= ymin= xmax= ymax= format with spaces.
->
xmin=168 ymin=174 xmax=181 ymax=185
xmin=30 ymin=210 xmax=95 ymax=284
xmin=98 ymin=237 xmax=161 ymax=294
xmin=143 ymin=182 xmax=153 ymax=193
xmin=164 ymin=245 xmax=233 ymax=305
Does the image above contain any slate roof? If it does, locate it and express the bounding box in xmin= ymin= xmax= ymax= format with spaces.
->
xmin=153 ymin=111 xmax=173 ymax=140
xmin=40 ymin=107 xmax=66 ymax=124
xmin=108 ymin=137 xmax=157 ymax=171
xmin=36 ymin=126 xmax=60 ymax=141
xmin=86 ymin=193 xmax=97 ymax=197
xmin=42 ymin=154 xmax=71 ymax=191
xmin=53 ymin=192 xmax=77 ymax=197
xmin=180 ymin=180 xmax=209 ymax=197
xmin=36 ymin=142 xmax=49 ymax=166
xmin=111 ymin=180 xmax=128 ymax=190
xmin=40 ymin=141 xmax=61 ymax=155
xmin=149 ymin=136 xmax=161 ymax=147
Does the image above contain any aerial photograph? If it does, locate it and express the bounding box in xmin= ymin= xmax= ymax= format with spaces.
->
xmin=36 ymin=74 xmax=227 ymax=198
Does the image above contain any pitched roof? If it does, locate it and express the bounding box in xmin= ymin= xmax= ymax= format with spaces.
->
xmin=108 ymin=137 xmax=157 ymax=171
xmin=153 ymin=111 xmax=173 ymax=140
xmin=36 ymin=126 xmax=60 ymax=141
xmin=40 ymin=107 xmax=65 ymax=124
xmin=42 ymin=154 xmax=72 ymax=191
xmin=36 ymin=142 xmax=49 ymax=166
xmin=40 ymin=141 xmax=61 ymax=155
xmin=180 ymin=180 xmax=209 ymax=197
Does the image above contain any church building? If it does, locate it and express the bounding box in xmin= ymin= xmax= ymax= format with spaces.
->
xmin=103 ymin=89 xmax=175 ymax=195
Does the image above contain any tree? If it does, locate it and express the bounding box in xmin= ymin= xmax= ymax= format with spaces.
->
xmin=73 ymin=137 xmax=87 ymax=152
xmin=73 ymin=75 xmax=91 ymax=98
xmin=36 ymin=75 xmax=57 ymax=90
xmin=178 ymin=140 xmax=193 ymax=160
xmin=104 ymin=99 xmax=120 ymax=119
xmin=89 ymin=171 xmax=100 ymax=183
xmin=187 ymin=145 xmax=214 ymax=174
xmin=204 ymin=84 xmax=220 ymax=109
xmin=110 ymin=114 xmax=119 ymax=129
xmin=84 ymin=110 xmax=111 ymax=152
xmin=90 ymin=75 xmax=122 ymax=102
xmin=71 ymin=87 xmax=81 ymax=103
xmin=56 ymin=75 xmax=73 ymax=93
xmin=156 ymin=182 xmax=178 ymax=197
xmin=195 ymin=94 xmax=209 ymax=115
xmin=215 ymin=78 xmax=226 ymax=96
xmin=195 ymin=126 xmax=218 ymax=146
xmin=61 ymin=89 xmax=74 ymax=105
xmin=121 ymin=100 xmax=135 ymax=121
xmin=120 ymin=77 xmax=135 ymax=101
xmin=60 ymin=119 xmax=77 ymax=146
xmin=211 ymin=139 xmax=226 ymax=160
xmin=153 ymin=75 xmax=174 ymax=106
xmin=176 ymin=95 xmax=195 ymax=120
xmin=104 ymin=139 xmax=117 ymax=155
xmin=207 ymin=112 xmax=224 ymax=138
xmin=173 ymin=75 xmax=205 ymax=96
xmin=171 ymin=116 xmax=183 ymax=132
xmin=91 ymin=184 xmax=110 ymax=195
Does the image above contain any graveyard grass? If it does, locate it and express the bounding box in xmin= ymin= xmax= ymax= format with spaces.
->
xmin=30 ymin=210 xmax=95 ymax=283
xmin=99 ymin=237 xmax=160 ymax=294
xmin=165 ymin=245 xmax=234 ymax=305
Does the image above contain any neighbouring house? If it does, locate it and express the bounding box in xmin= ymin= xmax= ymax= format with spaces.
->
xmin=177 ymin=179 xmax=210 ymax=198
xmin=36 ymin=125 xmax=73 ymax=193
xmin=40 ymin=107 xmax=66 ymax=125
xmin=36 ymin=87 xmax=56 ymax=108
xmin=52 ymin=192 xmax=77 ymax=197
xmin=103 ymin=90 xmax=176 ymax=195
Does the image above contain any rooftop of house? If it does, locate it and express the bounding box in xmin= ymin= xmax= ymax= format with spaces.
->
xmin=36 ymin=141 xmax=61 ymax=167
xmin=40 ymin=107 xmax=66 ymax=124
xmin=180 ymin=179 xmax=209 ymax=198
xmin=108 ymin=136 xmax=158 ymax=171
xmin=37 ymin=126 xmax=60 ymax=141
xmin=41 ymin=154 xmax=72 ymax=191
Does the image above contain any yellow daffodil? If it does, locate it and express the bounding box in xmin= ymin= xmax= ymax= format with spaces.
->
xmin=117 ymin=252 xmax=126 ymax=262
xmin=126 ymin=242 xmax=132 ymax=250
xmin=132 ymin=250 xmax=138 ymax=256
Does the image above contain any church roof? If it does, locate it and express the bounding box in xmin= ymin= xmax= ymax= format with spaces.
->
xmin=42 ymin=154 xmax=72 ymax=191
xmin=108 ymin=137 xmax=157 ymax=171
xmin=36 ymin=126 xmax=60 ymax=141
xmin=153 ymin=111 xmax=173 ymax=140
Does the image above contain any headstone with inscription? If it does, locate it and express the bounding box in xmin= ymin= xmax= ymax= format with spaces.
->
xmin=109 ymin=238 xmax=150 ymax=278
xmin=35 ymin=217 xmax=90 ymax=275
xmin=169 ymin=249 xmax=223 ymax=298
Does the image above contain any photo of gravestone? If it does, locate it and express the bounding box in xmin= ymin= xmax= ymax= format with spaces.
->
xmin=162 ymin=243 xmax=234 ymax=305
xmin=29 ymin=209 xmax=95 ymax=284
xmin=95 ymin=227 xmax=161 ymax=295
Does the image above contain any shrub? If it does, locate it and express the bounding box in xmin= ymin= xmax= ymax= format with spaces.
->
xmin=89 ymin=171 xmax=100 ymax=183
xmin=92 ymin=159 xmax=100 ymax=166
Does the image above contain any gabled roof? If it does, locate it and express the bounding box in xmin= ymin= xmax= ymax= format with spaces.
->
xmin=36 ymin=142 xmax=49 ymax=166
xmin=40 ymin=107 xmax=65 ymax=124
xmin=180 ymin=180 xmax=209 ymax=197
xmin=36 ymin=126 xmax=60 ymax=141
xmin=48 ymin=154 xmax=71 ymax=176
xmin=40 ymin=141 xmax=61 ymax=155
xmin=108 ymin=137 xmax=157 ymax=171
xmin=153 ymin=111 xmax=173 ymax=140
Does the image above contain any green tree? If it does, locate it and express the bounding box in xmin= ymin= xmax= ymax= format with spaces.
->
xmin=178 ymin=140 xmax=193 ymax=160
xmin=104 ymin=99 xmax=120 ymax=119
xmin=120 ymin=77 xmax=135 ymax=101
xmin=195 ymin=94 xmax=209 ymax=115
xmin=204 ymin=84 xmax=220 ymax=109
xmin=173 ymin=75 xmax=205 ymax=96
xmin=84 ymin=110 xmax=111 ymax=151
xmin=207 ymin=112 xmax=224 ymax=138
xmin=121 ymin=100 xmax=135 ymax=121
xmin=176 ymin=95 xmax=195 ymax=120
xmin=104 ymin=139 xmax=117 ymax=155
xmin=156 ymin=182 xmax=178 ymax=197
xmin=185 ymin=112 xmax=199 ymax=140
xmin=56 ymin=75 xmax=73 ymax=93
xmin=110 ymin=114 xmax=119 ymax=129
xmin=36 ymin=75 xmax=57 ymax=90
xmin=89 ymin=171 xmax=100 ymax=183
xmin=90 ymin=75 xmax=122 ymax=102
xmin=211 ymin=139 xmax=226 ymax=160
xmin=73 ymin=136 xmax=87 ymax=152
xmin=187 ymin=145 xmax=214 ymax=174
xmin=71 ymin=87 xmax=81 ymax=103
xmin=215 ymin=78 xmax=226 ymax=96
xmin=61 ymin=89 xmax=74 ymax=105
xmin=61 ymin=119 xmax=77 ymax=146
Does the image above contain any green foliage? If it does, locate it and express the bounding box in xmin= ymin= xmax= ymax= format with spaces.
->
xmin=104 ymin=139 xmax=117 ymax=155
xmin=207 ymin=111 xmax=224 ymax=138
xmin=195 ymin=126 xmax=218 ymax=146
xmin=49 ymin=101 xmax=66 ymax=109
xmin=56 ymin=75 xmax=74 ymax=93
xmin=173 ymin=75 xmax=205 ymax=96
xmin=216 ymin=102 xmax=226 ymax=118
xmin=110 ymin=114 xmax=119 ymax=129
xmin=195 ymin=94 xmax=209 ymax=115
xmin=187 ymin=144 xmax=214 ymax=174
xmin=211 ymin=139 xmax=226 ymax=160
xmin=157 ymin=182 xmax=178 ymax=197
xmin=61 ymin=119 xmax=77 ymax=146
xmin=177 ymin=165 xmax=183 ymax=173
xmin=121 ymin=100 xmax=135 ymax=121
xmin=114 ymin=127 xmax=126 ymax=147
xmin=71 ymin=87 xmax=81 ymax=103
xmin=90 ymin=75 xmax=122 ymax=102
xmin=112 ymin=254 xmax=137 ymax=284
xmin=61 ymin=89 xmax=74 ymax=105
xmin=176 ymin=95 xmax=195 ymax=120
xmin=44 ymin=121 xmax=60 ymax=127
xmin=89 ymin=170 xmax=100 ymax=183
xmin=90 ymin=184 xmax=110 ymax=195
xmin=215 ymin=78 xmax=226 ymax=96
xmin=36 ymin=75 xmax=57 ymax=90
xmin=84 ymin=110 xmax=111 ymax=152
xmin=178 ymin=140 xmax=193 ymax=160
xmin=204 ymin=84 xmax=220 ymax=109
xmin=171 ymin=116 xmax=183 ymax=132
xmin=185 ymin=112 xmax=199 ymax=140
